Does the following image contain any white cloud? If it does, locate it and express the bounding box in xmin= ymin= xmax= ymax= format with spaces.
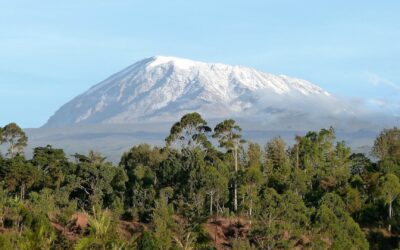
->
xmin=368 ymin=98 xmax=387 ymax=107
xmin=365 ymin=72 xmax=400 ymax=91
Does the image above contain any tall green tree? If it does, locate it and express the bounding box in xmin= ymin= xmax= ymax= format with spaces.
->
xmin=372 ymin=127 xmax=400 ymax=180
xmin=246 ymin=142 xmax=262 ymax=169
xmin=201 ymin=164 xmax=228 ymax=215
xmin=213 ymin=119 xmax=245 ymax=212
xmin=314 ymin=193 xmax=368 ymax=249
xmin=1 ymin=123 xmax=28 ymax=157
xmin=31 ymin=145 xmax=70 ymax=190
xmin=349 ymin=153 xmax=374 ymax=175
xmin=4 ymin=156 xmax=39 ymax=200
xmin=70 ymin=153 xmax=127 ymax=210
xmin=250 ymin=188 xmax=310 ymax=249
xmin=377 ymin=173 xmax=400 ymax=232
xmin=165 ymin=112 xmax=211 ymax=150
xmin=264 ymin=137 xmax=291 ymax=192
xmin=239 ymin=166 xmax=264 ymax=218
xmin=296 ymin=128 xmax=352 ymax=203
xmin=120 ymin=144 xmax=163 ymax=220
xmin=152 ymin=188 xmax=175 ymax=250
xmin=372 ymin=127 xmax=400 ymax=162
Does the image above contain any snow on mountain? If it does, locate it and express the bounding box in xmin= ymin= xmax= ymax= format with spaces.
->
xmin=44 ymin=56 xmax=340 ymax=128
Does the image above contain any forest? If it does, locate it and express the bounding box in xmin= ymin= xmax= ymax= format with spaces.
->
xmin=0 ymin=112 xmax=399 ymax=249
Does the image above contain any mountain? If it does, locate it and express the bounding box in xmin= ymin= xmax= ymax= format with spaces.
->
xmin=44 ymin=56 xmax=341 ymax=128
xmin=30 ymin=56 xmax=396 ymax=161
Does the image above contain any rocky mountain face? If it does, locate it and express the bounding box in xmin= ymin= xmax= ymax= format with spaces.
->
xmin=44 ymin=56 xmax=339 ymax=128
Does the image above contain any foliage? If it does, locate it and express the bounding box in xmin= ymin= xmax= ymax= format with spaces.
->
xmin=0 ymin=123 xmax=28 ymax=157
xmin=0 ymin=116 xmax=399 ymax=249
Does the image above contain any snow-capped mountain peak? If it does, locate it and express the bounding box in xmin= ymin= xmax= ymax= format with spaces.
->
xmin=44 ymin=56 xmax=335 ymax=127
xmin=148 ymin=55 xmax=203 ymax=69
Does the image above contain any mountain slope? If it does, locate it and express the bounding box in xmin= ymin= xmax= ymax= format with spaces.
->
xmin=34 ymin=56 xmax=398 ymax=161
xmin=44 ymin=56 xmax=340 ymax=128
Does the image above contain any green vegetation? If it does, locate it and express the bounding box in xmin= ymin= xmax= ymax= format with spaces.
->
xmin=0 ymin=114 xmax=399 ymax=249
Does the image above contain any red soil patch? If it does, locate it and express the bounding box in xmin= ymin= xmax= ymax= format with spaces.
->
xmin=72 ymin=212 xmax=89 ymax=230
xmin=118 ymin=220 xmax=147 ymax=240
xmin=205 ymin=217 xmax=251 ymax=250
xmin=50 ymin=212 xmax=89 ymax=241
xmin=50 ymin=212 xmax=146 ymax=241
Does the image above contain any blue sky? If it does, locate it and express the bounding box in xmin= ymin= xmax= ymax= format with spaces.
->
xmin=1 ymin=0 xmax=399 ymax=128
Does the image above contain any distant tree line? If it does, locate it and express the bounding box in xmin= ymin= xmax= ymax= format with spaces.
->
xmin=0 ymin=113 xmax=399 ymax=249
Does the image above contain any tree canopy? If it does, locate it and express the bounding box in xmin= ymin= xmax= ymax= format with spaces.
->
xmin=0 ymin=116 xmax=398 ymax=249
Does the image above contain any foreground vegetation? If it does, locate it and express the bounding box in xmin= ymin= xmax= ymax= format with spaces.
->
xmin=0 ymin=113 xmax=399 ymax=249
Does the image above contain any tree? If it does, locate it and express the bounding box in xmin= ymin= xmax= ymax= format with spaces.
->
xmin=201 ymin=165 xmax=228 ymax=215
xmin=1 ymin=123 xmax=28 ymax=157
xmin=213 ymin=119 xmax=245 ymax=212
xmin=372 ymin=127 xmax=400 ymax=162
xmin=17 ymin=215 xmax=56 ymax=250
xmin=4 ymin=156 xmax=39 ymax=200
xmin=377 ymin=173 xmax=400 ymax=232
xmin=127 ymin=164 xmax=156 ymax=220
xmin=264 ymin=137 xmax=291 ymax=192
xmin=295 ymin=128 xmax=352 ymax=202
xmin=372 ymin=128 xmax=400 ymax=183
xmin=318 ymin=140 xmax=351 ymax=191
xmin=0 ymin=186 xmax=8 ymax=227
xmin=138 ymin=231 xmax=159 ymax=250
xmin=74 ymin=208 xmax=125 ymax=250
xmin=343 ymin=186 xmax=362 ymax=215
xmin=250 ymin=188 xmax=310 ymax=249
xmin=314 ymin=193 xmax=368 ymax=249
xmin=155 ymin=150 xmax=184 ymax=190
xmin=152 ymin=188 xmax=175 ymax=250
xmin=178 ymin=148 xmax=209 ymax=216
xmin=120 ymin=144 xmax=164 ymax=216
xmin=349 ymin=153 xmax=373 ymax=176
xmin=165 ymin=112 xmax=211 ymax=150
xmin=70 ymin=152 xmax=127 ymax=210
xmin=88 ymin=150 xmax=107 ymax=165
xmin=31 ymin=145 xmax=69 ymax=190
xmin=246 ymin=142 xmax=262 ymax=169
xmin=296 ymin=128 xmax=336 ymax=174
xmin=239 ymin=166 xmax=263 ymax=218
xmin=288 ymin=167 xmax=308 ymax=198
